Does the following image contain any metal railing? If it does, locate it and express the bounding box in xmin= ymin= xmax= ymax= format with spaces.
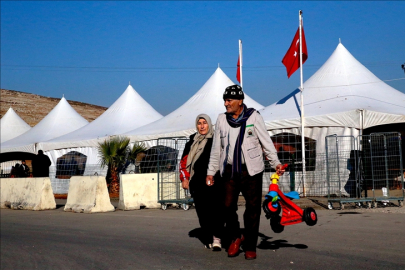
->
xmin=263 ymin=153 xmax=328 ymax=197
xmin=325 ymin=132 xmax=404 ymax=209
xmin=156 ymin=137 xmax=192 ymax=210
xmin=49 ymin=164 xmax=108 ymax=194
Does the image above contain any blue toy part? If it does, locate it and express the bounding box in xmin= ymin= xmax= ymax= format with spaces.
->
xmin=265 ymin=191 xmax=279 ymax=200
xmin=284 ymin=191 xmax=300 ymax=200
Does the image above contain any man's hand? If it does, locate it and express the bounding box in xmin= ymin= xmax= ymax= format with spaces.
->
xmin=276 ymin=164 xmax=286 ymax=176
xmin=206 ymin=175 xmax=214 ymax=186
xmin=182 ymin=179 xmax=189 ymax=189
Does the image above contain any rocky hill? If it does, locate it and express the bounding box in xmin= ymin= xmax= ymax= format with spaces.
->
xmin=0 ymin=89 xmax=107 ymax=127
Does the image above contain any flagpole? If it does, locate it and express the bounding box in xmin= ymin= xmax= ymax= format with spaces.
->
xmin=239 ymin=39 xmax=243 ymax=89
xmin=299 ymin=10 xmax=306 ymax=197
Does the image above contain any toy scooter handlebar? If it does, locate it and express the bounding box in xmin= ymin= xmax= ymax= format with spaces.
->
xmin=281 ymin=164 xmax=288 ymax=170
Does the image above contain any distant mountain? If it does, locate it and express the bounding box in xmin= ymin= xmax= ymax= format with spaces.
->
xmin=0 ymin=89 xmax=107 ymax=127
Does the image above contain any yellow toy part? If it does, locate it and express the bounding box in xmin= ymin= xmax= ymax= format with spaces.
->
xmin=271 ymin=173 xmax=280 ymax=184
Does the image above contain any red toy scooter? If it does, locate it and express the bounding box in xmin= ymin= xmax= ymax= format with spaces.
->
xmin=263 ymin=164 xmax=317 ymax=233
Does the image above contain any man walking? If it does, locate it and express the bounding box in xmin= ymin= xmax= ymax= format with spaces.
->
xmin=206 ymin=85 xmax=284 ymax=260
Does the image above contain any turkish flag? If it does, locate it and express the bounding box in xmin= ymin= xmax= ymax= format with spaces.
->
xmin=236 ymin=56 xmax=241 ymax=83
xmin=282 ymin=27 xmax=308 ymax=78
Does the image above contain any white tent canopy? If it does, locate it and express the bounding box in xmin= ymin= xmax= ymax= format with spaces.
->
xmin=38 ymin=84 xmax=163 ymax=152
xmin=1 ymin=97 xmax=89 ymax=153
xmin=259 ymin=43 xmax=405 ymax=197
xmin=260 ymin=43 xmax=405 ymax=130
xmin=1 ymin=107 xmax=31 ymax=143
xmin=124 ymin=67 xmax=264 ymax=141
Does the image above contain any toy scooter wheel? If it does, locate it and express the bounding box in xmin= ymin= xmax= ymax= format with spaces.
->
xmin=303 ymin=207 xmax=317 ymax=226
xmin=262 ymin=198 xmax=281 ymax=217
xmin=270 ymin=215 xmax=284 ymax=233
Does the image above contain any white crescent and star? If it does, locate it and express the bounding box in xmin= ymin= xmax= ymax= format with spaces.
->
xmin=294 ymin=38 xmax=300 ymax=58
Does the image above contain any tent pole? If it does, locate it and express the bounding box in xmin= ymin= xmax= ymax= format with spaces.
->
xmin=299 ymin=10 xmax=306 ymax=197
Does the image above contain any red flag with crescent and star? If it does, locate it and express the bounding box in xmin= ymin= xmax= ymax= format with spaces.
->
xmin=236 ymin=56 xmax=241 ymax=83
xmin=282 ymin=27 xmax=308 ymax=78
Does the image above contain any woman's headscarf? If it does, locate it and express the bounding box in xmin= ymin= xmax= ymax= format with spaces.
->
xmin=186 ymin=114 xmax=214 ymax=180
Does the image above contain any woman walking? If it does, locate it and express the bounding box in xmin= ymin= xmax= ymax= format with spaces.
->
xmin=179 ymin=114 xmax=223 ymax=251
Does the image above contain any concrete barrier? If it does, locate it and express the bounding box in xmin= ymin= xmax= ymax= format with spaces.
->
xmin=0 ymin=178 xmax=56 ymax=210
xmin=118 ymin=173 xmax=160 ymax=210
xmin=64 ymin=176 xmax=115 ymax=213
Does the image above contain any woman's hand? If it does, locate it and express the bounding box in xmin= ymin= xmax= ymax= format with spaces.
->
xmin=182 ymin=179 xmax=189 ymax=189
xmin=206 ymin=175 xmax=214 ymax=186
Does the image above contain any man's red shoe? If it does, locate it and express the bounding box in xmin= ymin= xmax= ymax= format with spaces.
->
xmin=245 ymin=251 xmax=257 ymax=260
xmin=228 ymin=236 xmax=244 ymax=257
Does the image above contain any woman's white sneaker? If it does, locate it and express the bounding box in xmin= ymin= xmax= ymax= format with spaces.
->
xmin=212 ymin=237 xmax=221 ymax=251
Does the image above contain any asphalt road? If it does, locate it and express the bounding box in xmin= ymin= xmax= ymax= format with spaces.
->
xmin=1 ymin=205 xmax=404 ymax=270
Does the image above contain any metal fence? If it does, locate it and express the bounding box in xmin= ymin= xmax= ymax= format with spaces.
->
xmin=0 ymin=161 xmax=106 ymax=194
xmin=0 ymin=160 xmax=26 ymax=178
xmin=156 ymin=137 xmax=192 ymax=210
xmin=5 ymin=132 xmax=401 ymax=205
xmin=326 ymin=132 xmax=404 ymax=209
xmin=50 ymin=164 xmax=107 ymax=194
xmin=262 ymin=153 xmax=328 ymax=197
xmin=0 ymin=144 xmax=329 ymax=197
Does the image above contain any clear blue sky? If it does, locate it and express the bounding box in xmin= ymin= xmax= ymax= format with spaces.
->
xmin=1 ymin=1 xmax=404 ymax=115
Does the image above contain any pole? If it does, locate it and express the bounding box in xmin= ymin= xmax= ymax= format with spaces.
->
xmin=239 ymin=39 xmax=243 ymax=89
xmin=299 ymin=10 xmax=306 ymax=197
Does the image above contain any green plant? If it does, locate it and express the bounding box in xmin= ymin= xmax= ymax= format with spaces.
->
xmin=128 ymin=142 xmax=147 ymax=163
xmin=98 ymin=136 xmax=130 ymax=193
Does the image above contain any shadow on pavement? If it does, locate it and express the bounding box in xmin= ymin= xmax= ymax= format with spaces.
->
xmin=257 ymin=232 xmax=308 ymax=250
xmin=337 ymin=212 xmax=362 ymax=215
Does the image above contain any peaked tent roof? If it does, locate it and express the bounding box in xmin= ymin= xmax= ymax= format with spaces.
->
xmin=1 ymin=97 xmax=89 ymax=153
xmin=1 ymin=107 xmax=31 ymax=143
xmin=38 ymin=85 xmax=163 ymax=151
xmin=260 ymin=43 xmax=405 ymax=130
xmin=123 ymin=67 xmax=264 ymax=141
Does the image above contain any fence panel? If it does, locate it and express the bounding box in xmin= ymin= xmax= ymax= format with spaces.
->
xmin=325 ymin=135 xmax=361 ymax=206
xmin=359 ymin=133 xmax=404 ymax=203
xmin=325 ymin=132 xmax=404 ymax=209
xmin=156 ymin=137 xmax=192 ymax=209
xmin=262 ymin=153 xmax=328 ymax=197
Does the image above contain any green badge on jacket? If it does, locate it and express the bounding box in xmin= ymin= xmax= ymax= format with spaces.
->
xmin=246 ymin=124 xmax=254 ymax=137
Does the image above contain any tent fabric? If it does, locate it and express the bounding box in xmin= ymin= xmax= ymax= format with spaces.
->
xmin=260 ymin=43 xmax=405 ymax=130
xmin=123 ymin=67 xmax=264 ymax=141
xmin=1 ymin=107 xmax=31 ymax=143
xmin=38 ymin=85 xmax=163 ymax=151
xmin=259 ymin=43 xmax=405 ymax=197
xmin=1 ymin=97 xmax=89 ymax=153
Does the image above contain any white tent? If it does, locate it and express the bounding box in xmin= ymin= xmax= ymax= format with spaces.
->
xmin=261 ymin=43 xmax=405 ymax=132
xmin=38 ymin=84 xmax=163 ymax=156
xmin=124 ymin=67 xmax=264 ymax=142
xmin=259 ymin=43 xmax=405 ymax=196
xmin=1 ymin=107 xmax=31 ymax=143
xmin=1 ymin=97 xmax=89 ymax=153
